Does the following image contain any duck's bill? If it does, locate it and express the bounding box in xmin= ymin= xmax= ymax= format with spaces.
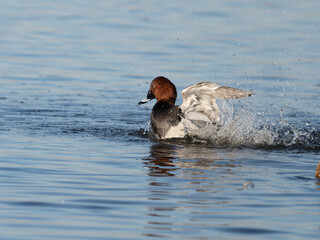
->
xmin=138 ymin=90 xmax=155 ymax=105
xmin=138 ymin=98 xmax=151 ymax=105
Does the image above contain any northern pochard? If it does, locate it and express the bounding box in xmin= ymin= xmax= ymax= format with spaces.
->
xmin=139 ymin=76 xmax=252 ymax=139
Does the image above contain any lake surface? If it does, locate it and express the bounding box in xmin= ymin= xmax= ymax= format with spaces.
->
xmin=0 ymin=0 xmax=320 ymax=239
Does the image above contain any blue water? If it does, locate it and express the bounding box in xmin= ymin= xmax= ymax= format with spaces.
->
xmin=0 ymin=0 xmax=320 ymax=239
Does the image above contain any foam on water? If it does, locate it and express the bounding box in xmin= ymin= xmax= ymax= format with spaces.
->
xmin=186 ymin=100 xmax=320 ymax=151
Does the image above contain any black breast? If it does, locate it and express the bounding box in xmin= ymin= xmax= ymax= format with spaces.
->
xmin=150 ymin=101 xmax=181 ymax=138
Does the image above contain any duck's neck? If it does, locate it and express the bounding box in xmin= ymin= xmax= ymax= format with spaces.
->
xmin=157 ymin=98 xmax=176 ymax=106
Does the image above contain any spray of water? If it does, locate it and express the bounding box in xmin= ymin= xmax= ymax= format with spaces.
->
xmin=187 ymin=100 xmax=320 ymax=150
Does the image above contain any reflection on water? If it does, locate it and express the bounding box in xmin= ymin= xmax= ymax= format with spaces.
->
xmin=143 ymin=144 xmax=179 ymax=177
xmin=142 ymin=143 xmax=241 ymax=238
xmin=141 ymin=142 xmax=320 ymax=239
xmin=143 ymin=143 xmax=239 ymax=177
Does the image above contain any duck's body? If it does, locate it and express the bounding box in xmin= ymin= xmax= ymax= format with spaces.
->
xmin=150 ymin=101 xmax=184 ymax=139
xmin=139 ymin=76 xmax=252 ymax=139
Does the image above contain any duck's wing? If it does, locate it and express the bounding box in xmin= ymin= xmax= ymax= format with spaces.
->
xmin=180 ymin=82 xmax=252 ymax=125
xmin=182 ymin=82 xmax=253 ymax=101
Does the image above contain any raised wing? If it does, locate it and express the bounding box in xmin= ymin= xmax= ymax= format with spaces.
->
xmin=180 ymin=82 xmax=252 ymax=125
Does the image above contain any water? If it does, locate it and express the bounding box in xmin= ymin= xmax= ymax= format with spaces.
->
xmin=0 ymin=0 xmax=320 ymax=239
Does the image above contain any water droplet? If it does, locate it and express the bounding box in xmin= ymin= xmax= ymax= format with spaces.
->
xmin=243 ymin=181 xmax=255 ymax=189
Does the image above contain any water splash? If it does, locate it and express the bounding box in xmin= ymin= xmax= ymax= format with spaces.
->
xmin=187 ymin=101 xmax=320 ymax=151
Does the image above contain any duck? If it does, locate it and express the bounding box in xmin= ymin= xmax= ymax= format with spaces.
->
xmin=139 ymin=76 xmax=253 ymax=139
xmin=316 ymin=161 xmax=320 ymax=178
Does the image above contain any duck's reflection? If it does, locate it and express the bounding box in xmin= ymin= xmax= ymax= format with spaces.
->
xmin=315 ymin=161 xmax=320 ymax=190
xmin=142 ymin=142 xmax=238 ymax=178
xmin=316 ymin=161 xmax=320 ymax=178
xmin=142 ymin=142 xmax=239 ymax=237
xmin=142 ymin=143 xmax=179 ymax=177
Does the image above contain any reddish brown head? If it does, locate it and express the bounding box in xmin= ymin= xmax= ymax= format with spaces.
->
xmin=139 ymin=76 xmax=177 ymax=106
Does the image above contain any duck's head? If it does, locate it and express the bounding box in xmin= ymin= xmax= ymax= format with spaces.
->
xmin=139 ymin=76 xmax=177 ymax=106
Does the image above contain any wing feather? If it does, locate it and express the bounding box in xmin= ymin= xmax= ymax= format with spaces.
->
xmin=180 ymin=82 xmax=252 ymax=127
